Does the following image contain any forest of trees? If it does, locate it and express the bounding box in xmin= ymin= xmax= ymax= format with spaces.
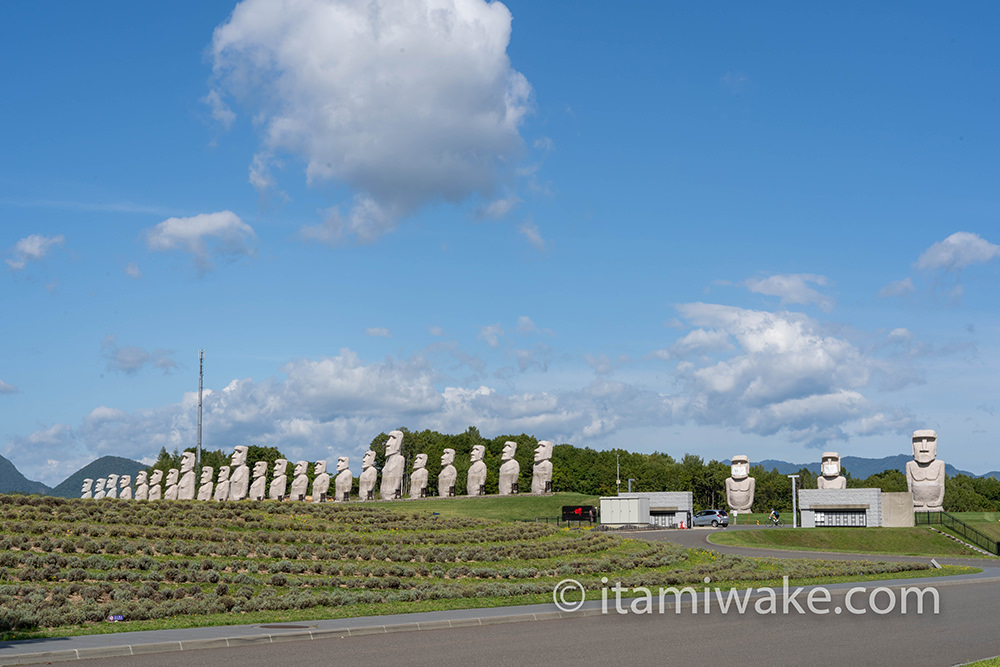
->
xmin=149 ymin=426 xmax=1000 ymax=512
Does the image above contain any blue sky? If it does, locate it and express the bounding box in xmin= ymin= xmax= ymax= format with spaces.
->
xmin=2 ymin=1 xmax=998 ymax=485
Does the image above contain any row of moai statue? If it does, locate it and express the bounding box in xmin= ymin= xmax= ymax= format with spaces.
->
xmin=80 ymin=433 xmax=556 ymax=502
xmin=722 ymin=429 xmax=946 ymax=515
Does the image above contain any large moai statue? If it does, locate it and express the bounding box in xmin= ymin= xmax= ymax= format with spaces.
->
xmin=311 ymin=461 xmax=330 ymax=503
xmin=178 ymin=452 xmax=197 ymax=500
xmin=164 ymin=469 xmax=180 ymax=500
xmin=290 ymin=460 xmax=309 ymax=501
xmin=105 ymin=474 xmax=119 ymax=499
xmin=725 ymin=455 xmax=755 ymax=520
xmin=380 ymin=431 xmax=405 ymax=500
xmin=410 ymin=454 xmax=429 ymax=499
xmin=214 ymin=466 xmax=231 ymax=501
xmin=148 ymin=470 xmax=163 ymax=501
xmin=467 ymin=445 xmax=487 ymax=496
xmin=134 ymin=471 xmax=149 ymax=501
xmin=531 ymin=441 xmax=554 ymax=495
xmin=498 ymin=441 xmax=520 ymax=495
xmin=197 ymin=467 xmax=215 ymax=501
xmin=119 ymin=474 xmax=133 ymax=500
xmin=94 ymin=478 xmax=107 ymax=499
xmin=358 ymin=450 xmax=378 ymax=501
xmin=817 ymin=452 xmax=847 ymax=489
xmin=229 ymin=446 xmax=251 ymax=501
xmin=248 ymin=462 xmax=267 ymax=501
xmin=81 ymin=478 xmax=94 ymax=499
xmin=269 ymin=459 xmax=289 ymax=500
xmin=438 ymin=448 xmax=457 ymax=497
xmin=334 ymin=457 xmax=352 ymax=502
xmin=907 ymin=429 xmax=945 ymax=512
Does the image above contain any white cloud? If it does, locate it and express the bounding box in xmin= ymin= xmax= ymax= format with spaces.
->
xmin=0 ymin=379 xmax=18 ymax=394
xmin=879 ymin=277 xmax=914 ymax=298
xmin=6 ymin=234 xmax=64 ymax=270
xmin=743 ymin=273 xmax=833 ymax=311
xmin=365 ymin=327 xmax=391 ymax=338
xmin=145 ymin=211 xmax=256 ymax=273
xmin=475 ymin=196 xmax=522 ymax=221
xmin=917 ymin=232 xmax=1000 ymax=271
xmin=125 ymin=262 xmax=141 ymax=279
xmin=654 ymin=328 xmax=733 ymax=360
xmin=101 ymin=335 xmax=178 ymax=375
xmin=478 ymin=323 xmax=505 ymax=348
xmin=202 ymin=89 xmax=236 ymax=130
xmin=211 ymin=0 xmax=532 ymax=243
xmin=518 ymin=221 xmax=546 ymax=250
xmin=517 ymin=316 xmax=537 ymax=334
xmin=429 ymin=326 xmax=446 ymax=336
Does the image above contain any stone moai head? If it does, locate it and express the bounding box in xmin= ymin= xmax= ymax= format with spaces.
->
xmin=200 ymin=467 xmax=213 ymax=484
xmin=120 ymin=475 xmax=131 ymax=488
xmin=218 ymin=465 xmax=231 ymax=481
xmin=315 ymin=460 xmax=327 ymax=475
xmin=821 ymin=452 xmax=841 ymax=478
xmin=413 ymin=453 xmax=428 ymax=469
xmin=136 ymin=471 xmax=147 ymax=485
xmin=166 ymin=469 xmax=179 ymax=485
xmin=252 ymin=461 xmax=267 ymax=477
xmin=149 ymin=470 xmax=163 ymax=485
xmin=95 ymin=479 xmax=106 ymax=492
xmin=385 ymin=430 xmax=403 ymax=456
xmin=534 ymin=440 xmax=553 ymax=462
xmin=273 ymin=459 xmax=288 ymax=475
xmin=731 ymin=455 xmax=749 ymax=480
xmin=362 ymin=450 xmax=376 ymax=469
xmin=180 ymin=452 xmax=196 ymax=473
xmin=107 ymin=474 xmax=119 ymax=487
xmin=912 ymin=429 xmax=938 ymax=464
xmin=337 ymin=456 xmax=349 ymax=472
xmin=502 ymin=441 xmax=517 ymax=461
xmin=82 ymin=478 xmax=93 ymax=493
xmin=441 ymin=448 xmax=456 ymax=466
xmin=470 ymin=445 xmax=485 ymax=463
xmin=231 ymin=445 xmax=249 ymax=466
xmin=294 ymin=460 xmax=308 ymax=476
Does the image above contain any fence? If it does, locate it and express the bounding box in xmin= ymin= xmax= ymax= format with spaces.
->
xmin=915 ymin=511 xmax=1000 ymax=555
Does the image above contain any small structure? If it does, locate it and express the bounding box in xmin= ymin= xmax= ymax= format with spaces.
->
xmin=798 ymin=489 xmax=914 ymax=528
xmin=618 ymin=492 xmax=694 ymax=528
xmin=600 ymin=496 xmax=650 ymax=527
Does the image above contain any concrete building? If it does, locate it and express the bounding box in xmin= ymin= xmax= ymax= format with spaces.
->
xmin=798 ymin=489 xmax=914 ymax=528
xmin=617 ymin=492 xmax=694 ymax=528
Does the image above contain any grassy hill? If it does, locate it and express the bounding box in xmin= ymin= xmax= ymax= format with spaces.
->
xmin=0 ymin=454 xmax=51 ymax=495
xmin=48 ymin=456 xmax=147 ymax=498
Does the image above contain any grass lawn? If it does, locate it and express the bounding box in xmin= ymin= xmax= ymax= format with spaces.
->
xmin=709 ymin=526 xmax=990 ymax=557
xmin=383 ymin=492 xmax=600 ymax=522
xmin=950 ymin=512 xmax=1000 ymax=541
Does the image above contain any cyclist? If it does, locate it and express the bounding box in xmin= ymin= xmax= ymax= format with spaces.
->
xmin=769 ymin=508 xmax=780 ymax=526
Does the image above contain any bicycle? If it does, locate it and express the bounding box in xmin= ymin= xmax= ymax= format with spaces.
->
xmin=769 ymin=515 xmax=783 ymax=527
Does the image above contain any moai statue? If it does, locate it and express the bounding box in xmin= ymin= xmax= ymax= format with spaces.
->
xmin=269 ymin=459 xmax=289 ymax=500
xmin=725 ymin=455 xmax=755 ymax=521
xmin=438 ymin=448 xmax=457 ymax=497
xmin=94 ymin=478 xmax=107 ymax=499
xmin=311 ymin=461 xmax=330 ymax=503
xmin=148 ymin=470 xmax=163 ymax=501
xmin=410 ymin=454 xmax=429 ymax=499
xmin=81 ymin=478 xmax=94 ymax=499
xmin=290 ymin=460 xmax=309 ymax=501
xmin=178 ymin=452 xmax=197 ymax=500
xmin=498 ymin=441 xmax=520 ymax=495
xmin=214 ymin=466 xmax=231 ymax=502
xmin=228 ymin=446 xmax=251 ymax=501
xmin=907 ymin=429 xmax=946 ymax=512
xmin=358 ymin=450 xmax=378 ymax=501
xmin=467 ymin=445 xmax=487 ymax=496
xmin=817 ymin=452 xmax=847 ymax=489
xmin=334 ymin=457 xmax=352 ymax=502
xmin=119 ymin=474 xmax=133 ymax=500
xmin=164 ymin=469 xmax=180 ymax=500
xmin=197 ymin=466 xmax=215 ymax=501
xmin=105 ymin=474 xmax=119 ymax=499
xmin=380 ymin=430 xmax=405 ymax=500
xmin=248 ymin=462 xmax=267 ymax=501
xmin=531 ymin=441 xmax=554 ymax=495
xmin=134 ymin=471 xmax=149 ymax=501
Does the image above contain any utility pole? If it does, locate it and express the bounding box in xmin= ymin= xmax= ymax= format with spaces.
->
xmin=787 ymin=474 xmax=800 ymax=528
xmin=197 ymin=349 xmax=204 ymax=471
xmin=616 ymin=453 xmax=621 ymax=495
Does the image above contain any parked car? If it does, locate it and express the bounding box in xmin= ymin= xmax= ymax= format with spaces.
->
xmin=692 ymin=509 xmax=729 ymax=527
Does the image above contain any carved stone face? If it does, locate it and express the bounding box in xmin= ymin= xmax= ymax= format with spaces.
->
xmin=441 ymin=448 xmax=455 ymax=466
xmin=81 ymin=478 xmax=93 ymax=492
xmin=730 ymin=455 xmax=749 ymax=480
xmin=218 ymin=466 xmax=231 ymax=481
xmin=252 ymin=461 xmax=267 ymax=477
xmin=136 ymin=471 xmax=147 ymax=485
xmin=821 ymin=452 xmax=841 ymax=478
xmin=534 ymin=441 xmax=553 ymax=462
xmin=165 ymin=469 xmax=179 ymax=485
xmin=912 ymin=429 xmax=938 ymax=464
xmin=149 ymin=470 xmax=163 ymax=485
xmin=107 ymin=474 xmax=119 ymax=487
xmin=502 ymin=441 xmax=517 ymax=461
xmin=120 ymin=475 xmax=131 ymax=487
xmin=95 ymin=479 xmax=106 ymax=491
xmin=386 ymin=430 xmax=403 ymax=456
xmin=470 ymin=445 xmax=485 ymax=463
xmin=413 ymin=453 xmax=428 ymax=469
xmin=231 ymin=446 xmax=248 ymax=466
xmin=200 ymin=467 xmax=213 ymax=484
xmin=314 ymin=460 xmax=327 ymax=475
xmin=362 ymin=450 xmax=376 ymax=469
xmin=181 ymin=452 xmax=196 ymax=473
xmin=294 ymin=460 xmax=308 ymax=476
xmin=273 ymin=459 xmax=288 ymax=475
xmin=337 ymin=456 xmax=349 ymax=472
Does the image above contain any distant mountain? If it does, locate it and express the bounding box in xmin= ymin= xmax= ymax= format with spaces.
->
xmin=754 ymin=454 xmax=977 ymax=479
xmin=49 ymin=456 xmax=147 ymax=498
xmin=0 ymin=454 xmax=52 ymax=495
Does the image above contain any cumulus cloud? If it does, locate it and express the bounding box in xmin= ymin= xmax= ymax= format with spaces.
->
xmin=145 ymin=211 xmax=255 ymax=274
xmin=365 ymin=327 xmax=391 ymax=338
xmin=0 ymin=379 xmax=19 ymax=394
xmin=210 ymin=0 xmax=532 ymax=243
xmin=917 ymin=232 xmax=1000 ymax=272
xmin=202 ymin=89 xmax=236 ymax=129
xmin=879 ymin=277 xmax=914 ymax=298
xmin=6 ymin=234 xmax=64 ymax=270
xmin=517 ymin=316 xmax=537 ymax=334
xmin=101 ymin=335 xmax=178 ymax=375
xmin=478 ymin=323 xmax=505 ymax=348
xmin=653 ymin=328 xmax=733 ymax=360
xmin=744 ymin=274 xmax=833 ymax=311
xmin=518 ymin=221 xmax=546 ymax=250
